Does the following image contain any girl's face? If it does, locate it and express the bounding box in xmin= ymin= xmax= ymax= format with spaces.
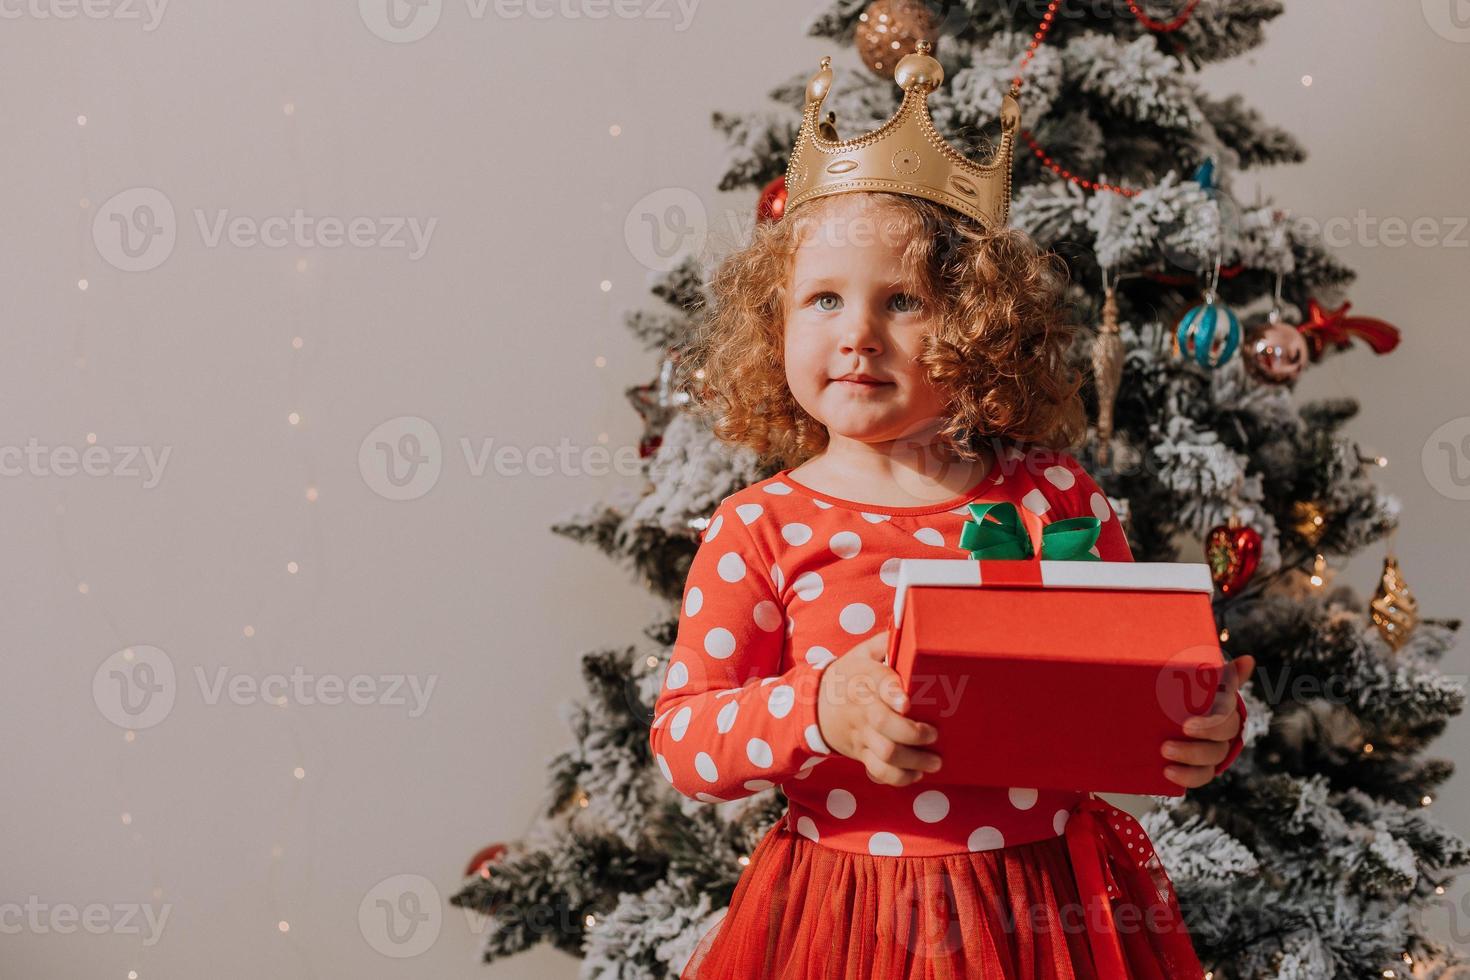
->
xmin=782 ymin=197 xmax=950 ymax=451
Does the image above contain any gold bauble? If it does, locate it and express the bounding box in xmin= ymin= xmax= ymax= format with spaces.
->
xmin=855 ymin=0 xmax=939 ymax=78
xmin=1371 ymin=554 xmax=1419 ymax=651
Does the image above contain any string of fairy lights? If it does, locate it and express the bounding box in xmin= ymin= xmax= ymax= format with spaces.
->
xmin=67 ymin=85 xmax=327 ymax=976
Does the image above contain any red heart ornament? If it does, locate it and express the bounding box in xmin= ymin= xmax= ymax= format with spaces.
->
xmin=1206 ymin=519 xmax=1261 ymax=595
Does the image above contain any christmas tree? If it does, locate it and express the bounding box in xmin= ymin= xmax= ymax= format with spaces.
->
xmin=450 ymin=2 xmax=1470 ymax=976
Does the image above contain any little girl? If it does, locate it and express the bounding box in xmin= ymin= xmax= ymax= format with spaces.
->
xmin=650 ymin=46 xmax=1251 ymax=980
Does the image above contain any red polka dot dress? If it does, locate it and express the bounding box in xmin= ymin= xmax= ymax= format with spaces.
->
xmin=651 ymin=442 xmax=1244 ymax=979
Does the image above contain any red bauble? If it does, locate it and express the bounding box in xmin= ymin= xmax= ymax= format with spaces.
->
xmin=756 ymin=175 xmax=787 ymax=223
xmin=464 ymin=842 xmax=508 ymax=879
xmin=1244 ymin=315 xmax=1309 ymax=385
xmin=1206 ymin=518 xmax=1261 ymax=596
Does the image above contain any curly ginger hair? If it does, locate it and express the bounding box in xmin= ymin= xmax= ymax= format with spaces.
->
xmin=681 ymin=191 xmax=1089 ymax=471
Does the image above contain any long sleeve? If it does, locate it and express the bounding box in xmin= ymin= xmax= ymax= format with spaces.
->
xmin=649 ymin=498 xmax=834 ymax=803
xmin=1064 ymin=454 xmax=1246 ymax=776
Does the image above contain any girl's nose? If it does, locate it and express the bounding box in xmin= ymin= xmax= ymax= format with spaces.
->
xmin=840 ymin=310 xmax=884 ymax=356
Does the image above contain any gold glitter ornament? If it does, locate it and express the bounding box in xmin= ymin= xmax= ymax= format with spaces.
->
xmin=1370 ymin=553 xmax=1419 ymax=651
xmin=855 ymin=0 xmax=939 ymax=78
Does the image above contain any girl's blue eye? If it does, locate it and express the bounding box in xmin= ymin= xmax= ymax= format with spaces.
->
xmin=813 ymin=293 xmax=840 ymax=311
xmin=890 ymin=293 xmax=921 ymax=313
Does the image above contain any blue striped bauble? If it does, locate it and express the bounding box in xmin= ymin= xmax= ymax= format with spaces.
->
xmin=1175 ymin=295 xmax=1241 ymax=368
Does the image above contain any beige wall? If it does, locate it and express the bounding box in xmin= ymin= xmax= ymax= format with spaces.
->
xmin=1 ymin=1 xmax=1465 ymax=975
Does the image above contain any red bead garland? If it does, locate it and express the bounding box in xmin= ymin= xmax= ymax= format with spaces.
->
xmin=1011 ymin=0 xmax=1199 ymax=197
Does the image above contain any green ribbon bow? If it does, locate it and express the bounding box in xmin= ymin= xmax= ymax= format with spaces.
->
xmin=958 ymin=501 xmax=1102 ymax=561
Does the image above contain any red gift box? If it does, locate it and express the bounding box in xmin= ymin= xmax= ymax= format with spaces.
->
xmin=884 ymin=558 xmax=1224 ymax=797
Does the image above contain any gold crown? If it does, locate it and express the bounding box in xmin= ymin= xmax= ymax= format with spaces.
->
xmin=783 ymin=40 xmax=1021 ymax=229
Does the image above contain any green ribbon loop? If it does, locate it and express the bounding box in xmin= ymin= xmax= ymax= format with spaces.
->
xmin=958 ymin=501 xmax=1102 ymax=561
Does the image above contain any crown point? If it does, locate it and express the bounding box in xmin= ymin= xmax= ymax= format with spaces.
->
xmin=894 ymin=50 xmax=943 ymax=92
xmin=916 ymin=39 xmax=933 ymax=55
xmin=819 ymin=55 xmax=831 ymax=69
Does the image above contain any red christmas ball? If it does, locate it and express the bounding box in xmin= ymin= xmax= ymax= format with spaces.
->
xmin=756 ymin=175 xmax=787 ymax=223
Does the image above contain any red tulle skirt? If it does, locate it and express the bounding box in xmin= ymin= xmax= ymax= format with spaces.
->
xmin=680 ymin=811 xmax=1204 ymax=980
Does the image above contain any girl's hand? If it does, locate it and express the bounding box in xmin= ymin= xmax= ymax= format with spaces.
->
xmin=816 ymin=631 xmax=943 ymax=787
xmin=1161 ymin=654 xmax=1256 ymax=789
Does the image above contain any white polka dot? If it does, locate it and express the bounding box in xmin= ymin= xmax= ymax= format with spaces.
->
xmin=913 ymin=527 xmax=945 ymax=547
xmin=763 ymin=482 xmax=792 ymax=495
xmin=913 ymin=790 xmax=950 ymax=823
xmin=868 ymin=832 xmax=903 ymax=856
xmin=760 ymin=676 xmax=778 ymax=685
xmin=1021 ymin=489 xmax=1050 ymax=516
xmin=829 ymin=531 xmax=862 ymax=558
xmin=826 ymin=788 xmax=857 ymax=818
xmin=813 ymin=499 xmax=832 ymax=509
xmin=879 ymin=557 xmax=902 ymax=587
xmin=735 ymin=503 xmax=764 ymax=524
xmin=860 ymin=512 xmax=891 ymax=523
xmin=1009 ymin=787 xmax=1039 ymax=810
xmin=665 ymin=661 xmax=689 ymax=690
xmin=1089 ymin=544 xmax=1100 ymax=558
xmin=753 ymin=600 xmax=783 ymax=632
xmin=793 ymin=571 xmax=824 ymax=601
xmin=684 ymin=587 xmax=703 ymax=616
xmin=747 ymin=738 xmax=773 ymax=768
xmin=694 ymin=792 xmax=725 ymax=803
xmin=704 ymin=514 xmax=723 ymax=541
xmin=805 ymin=646 xmax=835 ymax=669
xmin=770 ymin=563 xmax=785 ymax=591
xmin=717 ymin=552 xmax=746 ymax=583
xmin=1090 ymin=492 xmax=1111 ymax=522
xmin=839 ymin=603 xmax=876 ymax=634
xmin=1043 ymin=465 xmax=1075 ymax=491
xmin=744 ymin=779 xmax=775 ymax=792
xmin=767 ymin=685 xmax=795 ymax=718
xmin=716 ymin=700 xmax=739 ymax=733
xmin=695 ymin=752 xmax=718 ymax=782
xmin=786 ymin=615 xmax=795 ymax=636
xmin=1053 ymin=808 xmax=1070 ymax=834
xmin=968 ymin=826 xmax=1005 ymax=851
xmin=670 ymin=706 xmax=692 ymax=741
xmin=704 ymin=627 xmax=736 ymax=659
xmin=797 ymin=816 xmax=820 ymax=840
xmin=653 ymin=708 xmax=672 ymax=728
xmin=805 ymin=723 xmax=831 ymax=754
xmin=781 ymin=522 xmax=813 ymax=546
xmin=949 ymin=505 xmax=971 ymax=515
xmin=656 ymin=754 xmax=673 ymax=784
